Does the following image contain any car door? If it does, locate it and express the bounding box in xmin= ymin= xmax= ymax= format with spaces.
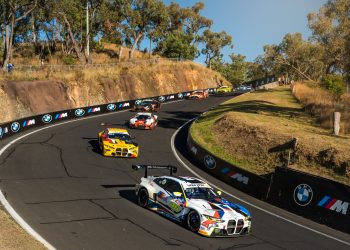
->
xmin=163 ymin=179 xmax=185 ymax=214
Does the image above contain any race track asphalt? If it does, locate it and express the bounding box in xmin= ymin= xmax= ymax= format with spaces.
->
xmin=0 ymin=95 xmax=349 ymax=250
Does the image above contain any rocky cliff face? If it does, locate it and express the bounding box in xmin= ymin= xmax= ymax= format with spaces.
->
xmin=0 ymin=61 xmax=227 ymax=123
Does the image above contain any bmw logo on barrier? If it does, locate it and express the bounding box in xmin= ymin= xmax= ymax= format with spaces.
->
xmin=75 ymin=109 xmax=85 ymax=117
xmin=135 ymin=100 xmax=142 ymax=105
xmin=107 ymin=104 xmax=116 ymax=111
xmin=204 ymin=155 xmax=216 ymax=169
xmin=178 ymin=93 xmax=184 ymax=99
xmin=42 ymin=114 xmax=53 ymax=123
xmin=0 ymin=127 xmax=3 ymax=138
xmin=158 ymin=96 xmax=165 ymax=102
xmin=294 ymin=184 xmax=313 ymax=206
xmin=11 ymin=122 xmax=20 ymax=132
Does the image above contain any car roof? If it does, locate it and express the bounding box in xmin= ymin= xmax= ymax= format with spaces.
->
xmin=107 ymin=128 xmax=129 ymax=134
xmin=155 ymin=176 xmax=212 ymax=189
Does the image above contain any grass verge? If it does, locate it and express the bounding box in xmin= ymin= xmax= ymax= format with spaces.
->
xmin=191 ymin=86 xmax=350 ymax=185
xmin=0 ymin=206 xmax=46 ymax=249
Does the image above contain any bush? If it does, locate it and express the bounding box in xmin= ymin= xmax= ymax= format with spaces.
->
xmin=61 ymin=55 xmax=76 ymax=65
xmin=320 ymin=74 xmax=345 ymax=98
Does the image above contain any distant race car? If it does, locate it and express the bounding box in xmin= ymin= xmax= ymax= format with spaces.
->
xmin=129 ymin=112 xmax=158 ymax=130
xmin=98 ymin=128 xmax=139 ymax=158
xmin=186 ymin=90 xmax=209 ymax=100
xmin=134 ymin=99 xmax=161 ymax=112
xmin=216 ymin=85 xmax=233 ymax=94
xmin=133 ymin=165 xmax=251 ymax=237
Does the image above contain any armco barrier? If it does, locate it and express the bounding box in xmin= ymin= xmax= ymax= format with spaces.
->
xmin=0 ymin=88 xmax=215 ymax=141
xmin=186 ymin=132 xmax=271 ymax=199
xmin=268 ymin=167 xmax=350 ymax=234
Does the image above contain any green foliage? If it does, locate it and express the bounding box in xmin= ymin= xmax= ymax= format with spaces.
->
xmin=61 ymin=55 xmax=77 ymax=65
xmin=320 ymin=74 xmax=345 ymax=98
xmin=200 ymin=29 xmax=232 ymax=68
xmin=157 ymin=32 xmax=197 ymax=60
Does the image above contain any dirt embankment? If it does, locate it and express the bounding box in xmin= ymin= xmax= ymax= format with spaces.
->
xmin=0 ymin=61 xmax=226 ymax=123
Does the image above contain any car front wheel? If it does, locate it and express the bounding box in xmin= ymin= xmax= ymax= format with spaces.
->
xmin=137 ymin=188 xmax=149 ymax=208
xmin=187 ymin=210 xmax=201 ymax=232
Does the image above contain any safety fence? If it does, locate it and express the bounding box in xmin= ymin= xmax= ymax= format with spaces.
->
xmin=187 ymin=126 xmax=350 ymax=234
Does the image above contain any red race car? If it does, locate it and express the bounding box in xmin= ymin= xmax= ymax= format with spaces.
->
xmin=129 ymin=112 xmax=158 ymax=129
xmin=133 ymin=99 xmax=161 ymax=112
xmin=186 ymin=90 xmax=209 ymax=100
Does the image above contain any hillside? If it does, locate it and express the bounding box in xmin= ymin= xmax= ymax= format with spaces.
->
xmin=0 ymin=59 xmax=228 ymax=124
xmin=191 ymin=86 xmax=350 ymax=185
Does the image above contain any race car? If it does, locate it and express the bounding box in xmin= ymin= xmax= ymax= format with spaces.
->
xmin=133 ymin=165 xmax=251 ymax=237
xmin=216 ymin=85 xmax=233 ymax=94
xmin=129 ymin=112 xmax=158 ymax=129
xmin=186 ymin=90 xmax=209 ymax=100
xmin=98 ymin=128 xmax=138 ymax=157
xmin=133 ymin=99 xmax=161 ymax=112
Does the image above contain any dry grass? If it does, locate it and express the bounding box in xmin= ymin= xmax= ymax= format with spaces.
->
xmin=292 ymin=82 xmax=350 ymax=134
xmin=0 ymin=207 xmax=46 ymax=250
xmin=191 ymin=86 xmax=350 ymax=185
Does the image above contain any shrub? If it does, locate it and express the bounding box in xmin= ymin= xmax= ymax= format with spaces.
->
xmin=320 ymin=74 xmax=345 ymax=98
xmin=61 ymin=55 xmax=77 ymax=65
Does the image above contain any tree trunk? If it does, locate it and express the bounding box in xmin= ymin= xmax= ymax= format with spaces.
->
xmin=2 ymin=16 xmax=14 ymax=70
xmin=149 ymin=35 xmax=152 ymax=59
xmin=32 ymin=12 xmax=37 ymax=44
xmin=333 ymin=112 xmax=341 ymax=135
xmin=118 ymin=46 xmax=123 ymax=62
xmin=129 ymin=33 xmax=143 ymax=59
xmin=61 ymin=13 xmax=87 ymax=64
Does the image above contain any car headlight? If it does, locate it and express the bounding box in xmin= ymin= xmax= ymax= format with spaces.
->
xmin=203 ymin=214 xmax=225 ymax=223
xmin=245 ymin=216 xmax=251 ymax=221
xmin=145 ymin=119 xmax=152 ymax=125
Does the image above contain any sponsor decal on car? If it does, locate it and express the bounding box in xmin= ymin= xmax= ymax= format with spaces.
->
xmin=178 ymin=93 xmax=184 ymax=99
xmin=88 ymin=107 xmax=101 ymax=113
xmin=293 ymin=184 xmax=313 ymax=206
xmin=42 ymin=114 xmax=53 ymax=123
xmin=22 ymin=119 xmax=35 ymax=127
xmin=220 ymin=167 xmax=249 ymax=185
xmin=55 ymin=112 xmax=68 ymax=120
xmin=11 ymin=122 xmax=20 ymax=132
xmin=118 ymin=102 xmax=130 ymax=108
xmin=158 ymin=96 xmax=165 ymax=102
xmin=204 ymin=155 xmax=216 ymax=169
xmin=75 ymin=109 xmax=85 ymax=117
xmin=318 ymin=196 xmax=349 ymax=215
xmin=107 ymin=103 xmax=117 ymax=111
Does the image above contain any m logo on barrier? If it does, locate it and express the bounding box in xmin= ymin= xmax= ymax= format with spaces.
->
xmin=55 ymin=113 xmax=68 ymax=119
xmin=318 ymin=196 xmax=349 ymax=215
xmin=293 ymin=184 xmax=313 ymax=206
xmin=220 ymin=167 xmax=249 ymax=185
xmin=23 ymin=119 xmax=35 ymax=127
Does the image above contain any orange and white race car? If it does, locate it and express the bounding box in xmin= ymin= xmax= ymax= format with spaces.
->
xmin=186 ymin=90 xmax=209 ymax=100
xmin=129 ymin=112 xmax=158 ymax=130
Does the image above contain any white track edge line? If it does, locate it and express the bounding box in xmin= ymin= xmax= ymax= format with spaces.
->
xmin=170 ymin=118 xmax=350 ymax=246
xmin=0 ymin=99 xmax=183 ymax=249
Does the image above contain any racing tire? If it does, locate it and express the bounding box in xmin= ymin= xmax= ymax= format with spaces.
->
xmin=137 ymin=188 xmax=149 ymax=208
xmin=186 ymin=210 xmax=201 ymax=232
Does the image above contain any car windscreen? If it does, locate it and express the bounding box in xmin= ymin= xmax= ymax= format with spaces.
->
xmin=108 ymin=133 xmax=131 ymax=141
xmin=140 ymin=101 xmax=153 ymax=106
xmin=185 ymin=187 xmax=217 ymax=199
xmin=136 ymin=115 xmax=151 ymax=120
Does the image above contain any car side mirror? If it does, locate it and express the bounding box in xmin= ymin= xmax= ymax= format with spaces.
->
xmin=216 ymin=190 xmax=222 ymax=196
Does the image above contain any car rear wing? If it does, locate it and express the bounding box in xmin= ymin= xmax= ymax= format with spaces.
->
xmin=132 ymin=164 xmax=177 ymax=177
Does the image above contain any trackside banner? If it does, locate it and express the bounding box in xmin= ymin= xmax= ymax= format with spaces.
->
xmin=186 ymin=132 xmax=271 ymax=199
xmin=268 ymin=167 xmax=350 ymax=234
xmin=0 ymin=89 xmax=216 ymax=141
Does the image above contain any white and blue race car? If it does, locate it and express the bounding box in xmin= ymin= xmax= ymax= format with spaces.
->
xmin=133 ymin=165 xmax=251 ymax=237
